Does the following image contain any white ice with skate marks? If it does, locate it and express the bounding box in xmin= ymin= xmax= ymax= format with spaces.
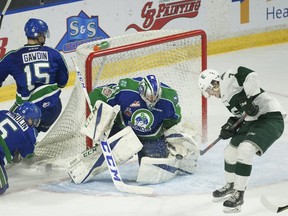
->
xmin=1 ymin=43 xmax=288 ymax=216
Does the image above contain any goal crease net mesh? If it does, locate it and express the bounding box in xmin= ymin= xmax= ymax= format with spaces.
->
xmin=33 ymin=29 xmax=207 ymax=168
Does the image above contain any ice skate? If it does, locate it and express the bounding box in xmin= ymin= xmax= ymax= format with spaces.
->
xmin=223 ymin=190 xmax=244 ymax=213
xmin=212 ymin=183 xmax=234 ymax=202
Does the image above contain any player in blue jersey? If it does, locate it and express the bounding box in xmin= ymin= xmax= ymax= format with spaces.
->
xmin=0 ymin=18 xmax=69 ymax=133
xmin=0 ymin=102 xmax=42 ymax=195
xmin=89 ymin=75 xmax=181 ymax=161
xmin=76 ymin=74 xmax=199 ymax=184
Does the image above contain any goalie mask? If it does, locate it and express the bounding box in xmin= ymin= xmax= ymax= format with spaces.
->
xmin=139 ymin=75 xmax=162 ymax=110
xmin=198 ymin=69 xmax=220 ymax=98
xmin=15 ymin=102 xmax=42 ymax=127
xmin=24 ymin=18 xmax=50 ymax=40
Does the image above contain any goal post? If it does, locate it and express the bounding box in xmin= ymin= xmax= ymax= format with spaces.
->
xmin=33 ymin=29 xmax=207 ymax=167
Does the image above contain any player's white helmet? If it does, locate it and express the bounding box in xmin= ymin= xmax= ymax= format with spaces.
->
xmin=139 ymin=75 xmax=162 ymax=110
xmin=198 ymin=69 xmax=220 ymax=98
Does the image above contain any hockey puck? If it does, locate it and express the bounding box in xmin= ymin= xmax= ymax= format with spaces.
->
xmin=176 ymin=154 xmax=183 ymax=160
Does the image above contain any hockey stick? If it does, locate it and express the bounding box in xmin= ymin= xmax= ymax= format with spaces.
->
xmin=0 ymin=0 xmax=12 ymax=30
xmin=261 ymin=195 xmax=288 ymax=213
xmin=71 ymin=57 xmax=93 ymax=111
xmin=72 ymin=57 xmax=154 ymax=195
xmin=200 ymin=113 xmax=247 ymax=156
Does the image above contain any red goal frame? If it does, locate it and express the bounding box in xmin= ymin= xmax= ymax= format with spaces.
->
xmin=85 ymin=30 xmax=207 ymax=148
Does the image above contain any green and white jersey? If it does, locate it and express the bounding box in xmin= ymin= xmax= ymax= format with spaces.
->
xmin=219 ymin=66 xmax=286 ymax=121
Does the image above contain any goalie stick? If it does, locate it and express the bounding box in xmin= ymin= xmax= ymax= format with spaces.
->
xmin=0 ymin=0 xmax=12 ymax=30
xmin=261 ymin=195 xmax=288 ymax=213
xmin=71 ymin=57 xmax=93 ymax=111
xmin=200 ymin=113 xmax=247 ymax=156
xmin=72 ymin=57 xmax=154 ymax=195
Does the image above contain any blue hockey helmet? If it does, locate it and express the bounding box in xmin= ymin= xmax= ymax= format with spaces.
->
xmin=139 ymin=74 xmax=162 ymax=110
xmin=15 ymin=102 xmax=42 ymax=127
xmin=24 ymin=18 xmax=50 ymax=39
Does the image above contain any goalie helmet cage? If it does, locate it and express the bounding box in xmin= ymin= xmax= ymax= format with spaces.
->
xmin=33 ymin=29 xmax=207 ymax=167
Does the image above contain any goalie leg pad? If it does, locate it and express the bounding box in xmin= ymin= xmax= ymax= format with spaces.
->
xmin=137 ymin=156 xmax=179 ymax=184
xmin=109 ymin=126 xmax=143 ymax=163
xmin=67 ymin=145 xmax=103 ymax=184
xmin=68 ymin=126 xmax=143 ymax=184
xmin=136 ymin=155 xmax=198 ymax=185
xmin=176 ymin=153 xmax=198 ymax=175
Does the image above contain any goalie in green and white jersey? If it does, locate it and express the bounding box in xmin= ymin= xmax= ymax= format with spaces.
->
xmin=198 ymin=66 xmax=286 ymax=213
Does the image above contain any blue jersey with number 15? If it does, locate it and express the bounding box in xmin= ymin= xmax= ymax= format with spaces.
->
xmin=0 ymin=44 xmax=68 ymax=101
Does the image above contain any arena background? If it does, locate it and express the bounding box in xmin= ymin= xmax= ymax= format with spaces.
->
xmin=0 ymin=0 xmax=287 ymax=101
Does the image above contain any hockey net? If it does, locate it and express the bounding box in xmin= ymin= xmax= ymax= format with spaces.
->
xmin=32 ymin=29 xmax=207 ymax=167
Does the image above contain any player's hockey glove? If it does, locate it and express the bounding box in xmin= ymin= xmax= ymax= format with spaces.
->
xmin=239 ymin=97 xmax=259 ymax=116
xmin=219 ymin=117 xmax=242 ymax=140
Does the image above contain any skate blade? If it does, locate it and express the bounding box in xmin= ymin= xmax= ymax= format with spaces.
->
xmin=223 ymin=205 xmax=242 ymax=213
xmin=213 ymin=195 xmax=231 ymax=202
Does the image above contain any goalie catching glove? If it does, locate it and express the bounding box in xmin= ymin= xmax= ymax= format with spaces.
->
xmin=164 ymin=123 xmax=199 ymax=175
xmin=164 ymin=122 xmax=199 ymax=159
xmin=137 ymin=122 xmax=200 ymax=184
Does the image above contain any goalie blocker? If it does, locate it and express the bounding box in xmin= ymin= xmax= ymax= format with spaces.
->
xmin=68 ymin=101 xmax=200 ymax=184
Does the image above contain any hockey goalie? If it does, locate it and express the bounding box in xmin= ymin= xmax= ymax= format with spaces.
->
xmin=67 ymin=74 xmax=199 ymax=184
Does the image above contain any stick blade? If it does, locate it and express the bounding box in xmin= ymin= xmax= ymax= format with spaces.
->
xmin=260 ymin=195 xmax=279 ymax=213
xmin=0 ymin=15 xmax=4 ymax=29
xmin=115 ymin=181 xmax=154 ymax=195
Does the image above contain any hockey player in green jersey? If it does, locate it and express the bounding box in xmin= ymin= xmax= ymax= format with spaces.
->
xmin=198 ymin=66 xmax=286 ymax=213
